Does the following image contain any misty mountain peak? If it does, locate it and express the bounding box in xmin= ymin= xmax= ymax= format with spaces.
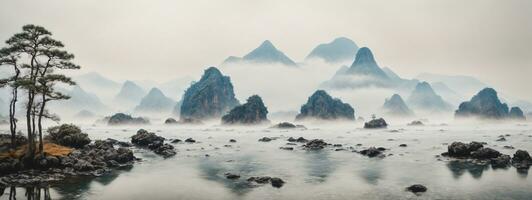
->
xmin=147 ymin=87 xmax=165 ymax=97
xmin=383 ymin=94 xmax=414 ymax=116
xmin=306 ymin=37 xmax=358 ymax=63
xmin=346 ymin=47 xmax=389 ymax=79
xmin=239 ymin=40 xmax=297 ymax=66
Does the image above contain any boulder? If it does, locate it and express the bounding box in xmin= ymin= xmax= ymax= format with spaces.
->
xmin=295 ymin=90 xmax=355 ymax=121
xmin=364 ymin=118 xmax=388 ymax=129
xmin=46 ymin=124 xmax=91 ymax=148
xmin=222 ymin=95 xmax=269 ymax=125
xmin=359 ymin=147 xmax=385 ymax=158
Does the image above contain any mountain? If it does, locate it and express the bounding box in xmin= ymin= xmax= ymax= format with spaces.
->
xmin=455 ymin=88 xmax=521 ymax=119
xmin=295 ymin=90 xmax=355 ymax=121
xmin=382 ymin=67 xmax=402 ymax=81
xmin=415 ymin=73 xmax=487 ymax=97
xmin=305 ymin=37 xmax=358 ymax=63
xmin=114 ymin=81 xmax=146 ymax=109
xmin=222 ymin=40 xmax=297 ymax=66
xmin=180 ymin=67 xmax=239 ymax=120
xmin=74 ymin=72 xmax=121 ymax=101
xmin=382 ymin=94 xmax=414 ymax=116
xmin=134 ymin=88 xmax=176 ymax=114
xmin=430 ymin=82 xmax=465 ymax=106
xmin=50 ymin=85 xmax=108 ymax=116
xmin=407 ymin=82 xmax=452 ymax=112
xmin=321 ymin=47 xmax=398 ymax=89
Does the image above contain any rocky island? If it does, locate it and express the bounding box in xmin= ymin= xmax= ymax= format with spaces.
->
xmin=295 ymin=90 xmax=355 ymax=121
xmin=221 ymin=95 xmax=269 ymax=125
xmin=455 ymin=88 xmax=526 ymax=120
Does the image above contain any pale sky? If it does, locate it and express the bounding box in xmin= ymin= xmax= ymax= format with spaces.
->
xmin=1 ymin=0 xmax=531 ymax=101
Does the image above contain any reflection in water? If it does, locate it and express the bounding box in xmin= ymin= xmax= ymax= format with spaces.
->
xmin=303 ymin=150 xmax=336 ymax=183
xmin=359 ymin=161 xmax=383 ymax=185
xmin=197 ymin=155 xmax=260 ymax=195
xmin=0 ymin=186 xmax=50 ymax=200
xmin=447 ymin=160 xmax=489 ymax=179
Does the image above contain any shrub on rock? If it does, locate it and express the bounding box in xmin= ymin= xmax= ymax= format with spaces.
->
xmin=46 ymin=124 xmax=91 ymax=148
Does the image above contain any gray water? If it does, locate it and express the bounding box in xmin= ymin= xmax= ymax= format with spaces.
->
xmin=2 ymin=122 xmax=532 ymax=200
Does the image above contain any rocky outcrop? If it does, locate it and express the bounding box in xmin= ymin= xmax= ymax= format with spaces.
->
xmin=305 ymin=37 xmax=358 ymax=63
xmin=303 ymin=139 xmax=328 ymax=150
xmin=180 ymin=67 xmax=239 ymax=120
xmin=509 ymin=107 xmax=526 ymax=120
xmin=46 ymin=124 xmax=91 ymax=148
xmin=131 ymin=129 xmax=176 ymax=158
xmin=364 ymin=118 xmax=388 ymax=129
xmin=107 ymin=113 xmax=149 ymax=125
xmin=511 ymin=150 xmax=532 ymax=171
xmin=408 ymin=82 xmax=452 ymax=112
xmin=221 ymin=95 xmax=269 ymax=125
xmin=455 ymin=88 xmax=525 ymax=120
xmin=295 ymin=90 xmax=355 ymax=121
xmin=442 ymin=141 xmax=512 ymax=169
xmin=383 ymin=94 xmax=414 ymax=116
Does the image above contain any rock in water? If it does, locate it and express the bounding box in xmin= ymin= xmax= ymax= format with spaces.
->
xmin=383 ymin=94 xmax=414 ymax=116
xmin=271 ymin=122 xmax=297 ymax=129
xmin=406 ymin=184 xmax=427 ymax=194
xmin=407 ymin=82 xmax=452 ymax=112
xmin=509 ymin=107 xmax=526 ymax=120
xmin=455 ymin=88 xmax=524 ymax=120
xmin=364 ymin=118 xmax=388 ymax=129
xmin=180 ymin=67 xmax=239 ymax=120
xmin=46 ymin=124 xmax=91 ymax=148
xmin=107 ymin=113 xmax=149 ymax=125
xmin=305 ymin=37 xmax=359 ymax=63
xmin=295 ymin=90 xmax=355 ymax=121
xmin=164 ymin=118 xmax=178 ymax=124
xmin=131 ymin=129 xmax=176 ymax=158
xmin=222 ymin=95 xmax=269 ymax=125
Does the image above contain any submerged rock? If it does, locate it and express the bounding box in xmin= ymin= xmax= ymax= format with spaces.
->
xmin=46 ymin=124 xmax=91 ymax=148
xmin=407 ymin=120 xmax=424 ymax=126
xmin=511 ymin=150 xmax=532 ymax=171
xmin=295 ymin=90 xmax=355 ymax=121
xmin=224 ymin=173 xmax=240 ymax=180
xmin=359 ymin=147 xmax=385 ymax=158
xmin=270 ymin=177 xmax=285 ymax=188
xmin=287 ymin=137 xmax=308 ymax=143
xmin=247 ymin=176 xmax=285 ymax=188
xmin=303 ymin=139 xmax=328 ymax=150
xmin=364 ymin=118 xmax=388 ymax=129
xmin=406 ymin=184 xmax=427 ymax=194
xmin=258 ymin=137 xmax=273 ymax=142
xmin=222 ymin=95 xmax=269 ymax=125
xmin=131 ymin=129 xmax=175 ymax=158
xmin=179 ymin=67 xmax=239 ymax=121
xmin=107 ymin=113 xmax=149 ymax=125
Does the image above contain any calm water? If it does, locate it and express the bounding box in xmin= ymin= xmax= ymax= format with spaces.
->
xmin=2 ymin=122 xmax=532 ymax=200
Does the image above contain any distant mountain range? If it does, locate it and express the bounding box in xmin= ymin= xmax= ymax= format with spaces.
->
xmin=305 ymin=37 xmax=358 ymax=63
xmin=407 ymin=82 xmax=453 ymax=112
xmin=49 ymin=85 xmax=108 ymax=116
xmin=114 ymin=80 xmax=146 ymax=109
xmin=222 ymin=40 xmax=297 ymax=66
xmin=134 ymin=88 xmax=176 ymax=114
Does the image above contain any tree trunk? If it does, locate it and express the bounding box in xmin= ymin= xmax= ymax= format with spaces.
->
xmin=9 ymin=87 xmax=17 ymax=150
xmin=38 ymin=95 xmax=46 ymax=157
xmin=25 ymin=91 xmax=35 ymax=164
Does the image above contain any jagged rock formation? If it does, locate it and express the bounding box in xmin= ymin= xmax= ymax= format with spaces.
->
xmin=305 ymin=37 xmax=358 ymax=63
xmin=221 ymin=95 xmax=269 ymax=125
xmin=455 ymin=88 xmax=525 ymax=120
xmin=134 ymin=88 xmax=176 ymax=114
xmin=114 ymin=80 xmax=146 ymax=108
xmin=295 ymin=90 xmax=355 ymax=121
xmin=107 ymin=113 xmax=149 ymax=125
xmin=382 ymin=94 xmax=414 ymax=116
xmin=180 ymin=67 xmax=239 ymax=120
xmin=407 ymin=82 xmax=452 ymax=112
xmin=222 ymin=40 xmax=297 ymax=66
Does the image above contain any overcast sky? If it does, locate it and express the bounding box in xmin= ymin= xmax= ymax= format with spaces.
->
xmin=1 ymin=0 xmax=531 ymax=101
